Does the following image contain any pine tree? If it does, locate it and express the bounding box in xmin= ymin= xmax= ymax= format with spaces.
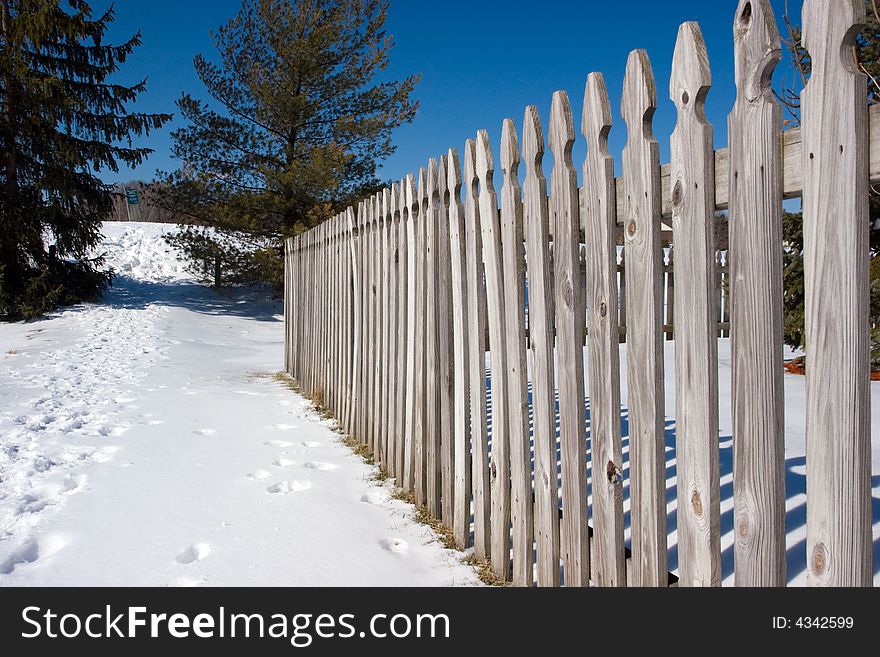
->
xmin=158 ymin=0 xmax=419 ymax=289
xmin=778 ymin=0 xmax=880 ymax=367
xmin=0 ymin=0 xmax=170 ymax=319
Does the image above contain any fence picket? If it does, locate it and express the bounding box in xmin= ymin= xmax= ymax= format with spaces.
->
xmin=395 ymin=181 xmax=409 ymax=483
xmin=403 ymin=175 xmax=418 ymax=491
xmin=426 ymin=159 xmax=443 ymax=516
xmin=549 ymin=91 xmax=590 ymax=587
xmin=670 ymin=21 xmax=722 ymax=587
xmin=522 ymin=106 xmax=561 ymax=587
xmin=414 ymin=168 xmax=429 ymax=505
xmin=801 ymin=0 xmax=872 ymax=586
xmin=583 ymin=72 xmax=627 ymax=587
xmin=447 ymin=149 xmax=473 ymax=548
xmin=620 ymin=50 xmax=668 ymax=587
xmin=438 ymin=155 xmax=456 ymax=527
xmin=477 ymin=130 xmax=511 ymax=581
xmin=728 ymin=0 xmax=786 ymax=587
xmin=464 ymin=140 xmax=492 ymax=560
xmin=499 ymin=119 xmax=534 ymax=586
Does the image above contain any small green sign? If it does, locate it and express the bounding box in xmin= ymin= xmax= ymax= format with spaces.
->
xmin=125 ymin=188 xmax=140 ymax=205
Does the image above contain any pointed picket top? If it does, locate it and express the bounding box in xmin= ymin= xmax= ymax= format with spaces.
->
xmin=582 ymin=72 xmax=614 ymax=157
xmin=417 ymin=167 xmax=428 ymax=214
xmin=382 ymin=187 xmax=391 ymax=221
xmin=733 ymin=0 xmax=781 ymax=104
xmin=622 ymin=49 xmax=658 ymax=138
xmin=390 ymin=181 xmax=400 ymax=219
xmin=522 ymin=105 xmax=545 ymax=179
xmin=405 ymin=173 xmax=417 ymax=217
xmin=549 ymin=91 xmax=576 ymax=164
xmin=475 ymin=129 xmax=498 ymax=199
xmin=439 ymin=154 xmax=449 ymax=203
xmin=463 ymin=138 xmax=479 ymax=204
xmin=448 ymin=148 xmax=463 ymax=199
xmin=671 ymin=22 xmax=712 ymax=117
xmin=803 ymin=0 xmax=864 ymax=74
xmin=428 ymin=157 xmax=441 ymax=205
xmin=500 ymin=118 xmax=521 ymax=186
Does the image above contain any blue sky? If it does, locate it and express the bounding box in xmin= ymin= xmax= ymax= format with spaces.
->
xmin=94 ymin=0 xmax=805 ymax=185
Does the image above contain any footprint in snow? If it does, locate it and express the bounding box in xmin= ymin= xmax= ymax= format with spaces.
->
xmin=304 ymin=461 xmax=338 ymax=472
xmin=264 ymin=440 xmax=295 ymax=448
xmin=360 ymin=488 xmax=390 ymax=505
xmin=194 ymin=429 xmax=216 ymax=437
xmin=266 ymin=481 xmax=312 ymax=494
xmin=302 ymin=441 xmax=321 ymax=448
xmin=175 ymin=543 xmax=211 ymax=565
xmin=247 ymin=470 xmax=273 ymax=481
xmin=0 ymin=535 xmax=67 ymax=575
xmin=379 ymin=538 xmax=409 ymax=555
xmin=62 ymin=473 xmax=88 ymax=495
xmin=273 ymin=424 xmax=298 ymax=431
xmin=273 ymin=458 xmax=296 ymax=468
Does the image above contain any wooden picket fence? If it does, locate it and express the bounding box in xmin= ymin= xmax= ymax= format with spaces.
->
xmin=284 ymin=0 xmax=877 ymax=587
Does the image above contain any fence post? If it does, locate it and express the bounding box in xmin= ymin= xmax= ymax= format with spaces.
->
xmin=621 ymin=50 xmax=669 ymax=587
xmin=583 ymin=72 xmax=627 ymax=587
xmin=728 ymin=0 xmax=786 ymax=587
xmin=670 ymin=21 xmax=722 ymax=587
xmin=802 ymin=0 xmax=872 ymax=586
xmin=549 ymin=91 xmax=590 ymax=587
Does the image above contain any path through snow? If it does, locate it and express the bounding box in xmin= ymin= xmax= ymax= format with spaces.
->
xmin=0 ymin=223 xmax=480 ymax=586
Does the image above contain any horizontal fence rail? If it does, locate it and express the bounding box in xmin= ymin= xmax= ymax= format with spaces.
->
xmin=285 ymin=0 xmax=875 ymax=587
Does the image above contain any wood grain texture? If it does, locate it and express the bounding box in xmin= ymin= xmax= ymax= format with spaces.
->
xmin=349 ymin=206 xmax=363 ymax=441
xmin=388 ymin=186 xmax=400 ymax=478
xmin=371 ymin=194 xmax=382 ymax=453
xmin=413 ymin=169 xmax=429 ymax=505
xmin=477 ymin=130 xmax=511 ymax=581
xmin=425 ymin=160 xmax=443 ymax=516
xmin=403 ymin=176 xmax=418 ymax=491
xmin=381 ymin=190 xmax=392 ymax=468
xmin=801 ymin=0 xmax=872 ymax=587
xmin=500 ymin=119 xmax=534 ymax=586
xmin=583 ymin=72 xmax=626 ymax=587
xmin=522 ymin=106 xmax=561 ymax=587
xmin=728 ymin=0 xmax=786 ymax=588
xmin=447 ymin=148 xmax=473 ymax=549
xmin=464 ymin=140 xmax=492 ymax=560
xmin=620 ymin=51 xmax=668 ymax=586
xmin=361 ymin=200 xmax=371 ymax=443
xmin=422 ymin=158 xmax=441 ymax=518
xmin=394 ymin=182 xmax=409 ymax=481
xmin=549 ymin=91 xmax=590 ymax=587
xmin=670 ymin=21 xmax=722 ymax=587
xmin=438 ymin=155 xmax=456 ymax=528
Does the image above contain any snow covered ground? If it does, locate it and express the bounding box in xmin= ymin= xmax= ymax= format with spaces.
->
xmin=0 ymin=221 xmax=876 ymax=587
xmin=0 ymin=222 xmax=480 ymax=586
